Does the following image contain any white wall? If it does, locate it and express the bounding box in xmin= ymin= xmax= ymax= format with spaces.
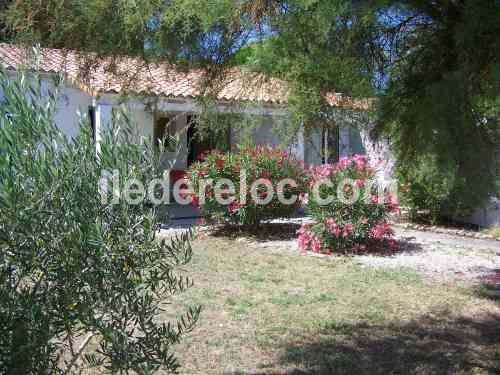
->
xmin=0 ymin=72 xmax=93 ymax=140
xmin=458 ymin=199 xmax=500 ymax=228
xmin=358 ymin=123 xmax=396 ymax=187
xmin=54 ymin=86 xmax=93 ymax=139
xmin=162 ymin=112 xmax=188 ymax=170
xmin=252 ymin=116 xmax=281 ymax=146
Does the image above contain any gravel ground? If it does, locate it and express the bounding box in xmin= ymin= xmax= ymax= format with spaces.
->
xmin=356 ymin=228 xmax=500 ymax=283
xmin=250 ymin=226 xmax=500 ymax=284
xmin=160 ymin=220 xmax=500 ymax=285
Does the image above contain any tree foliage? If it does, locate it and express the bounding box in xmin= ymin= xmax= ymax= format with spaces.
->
xmin=2 ymin=0 xmax=499 ymax=217
xmin=0 ymin=68 xmax=199 ymax=374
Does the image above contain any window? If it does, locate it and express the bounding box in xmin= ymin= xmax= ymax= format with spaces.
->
xmin=348 ymin=126 xmax=365 ymax=155
xmin=322 ymin=126 xmax=340 ymax=164
xmin=304 ymin=125 xmax=339 ymax=166
xmin=88 ymin=106 xmax=96 ymax=141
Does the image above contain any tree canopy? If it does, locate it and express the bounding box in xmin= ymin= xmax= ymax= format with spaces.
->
xmin=1 ymin=0 xmax=499 ymax=217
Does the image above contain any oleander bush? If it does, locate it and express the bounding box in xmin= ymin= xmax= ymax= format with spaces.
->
xmin=185 ymin=146 xmax=306 ymax=227
xmin=299 ymin=155 xmax=400 ymax=254
xmin=0 ymin=69 xmax=199 ymax=374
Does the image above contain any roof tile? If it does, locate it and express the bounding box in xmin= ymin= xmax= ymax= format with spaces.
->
xmin=0 ymin=43 xmax=371 ymax=109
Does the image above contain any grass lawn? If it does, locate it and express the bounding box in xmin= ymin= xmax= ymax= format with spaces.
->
xmin=164 ymin=234 xmax=500 ymax=375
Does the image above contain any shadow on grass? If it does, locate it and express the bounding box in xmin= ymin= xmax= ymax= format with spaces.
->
xmin=473 ymin=283 xmax=500 ymax=305
xmin=208 ymin=222 xmax=302 ymax=242
xmin=224 ymin=314 xmax=499 ymax=375
xmin=251 ymin=313 xmax=500 ymax=375
xmin=207 ymin=223 xmax=424 ymax=256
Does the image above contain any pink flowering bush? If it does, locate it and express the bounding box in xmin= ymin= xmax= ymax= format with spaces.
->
xmin=298 ymin=155 xmax=400 ymax=254
xmin=185 ymin=146 xmax=306 ymax=227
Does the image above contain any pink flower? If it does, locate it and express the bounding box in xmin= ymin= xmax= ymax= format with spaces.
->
xmin=228 ymin=200 xmax=242 ymax=213
xmin=342 ymin=223 xmax=354 ymax=238
xmin=353 ymin=154 xmax=367 ymax=171
xmin=355 ymin=179 xmax=365 ymax=188
xmin=388 ymin=239 xmax=398 ymax=250
xmin=337 ymin=157 xmax=350 ymax=170
xmin=369 ymin=221 xmax=394 ymax=239
xmin=385 ymin=194 xmax=401 ymax=214
xmin=310 ymin=164 xmax=336 ymax=180
xmin=325 ymin=218 xmax=341 ymax=237
xmin=297 ymin=225 xmax=312 ymax=253
xmin=311 ymin=236 xmax=321 ymax=253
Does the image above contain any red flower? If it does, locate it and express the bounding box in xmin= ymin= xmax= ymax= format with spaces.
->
xmin=196 ymin=151 xmax=208 ymax=161
xmin=214 ymin=158 xmax=224 ymax=169
xmin=260 ymin=170 xmax=271 ymax=179
xmin=342 ymin=223 xmax=354 ymax=238
xmin=387 ymin=239 xmax=398 ymax=250
xmin=228 ymin=200 xmax=242 ymax=213
xmin=190 ymin=195 xmax=200 ymax=207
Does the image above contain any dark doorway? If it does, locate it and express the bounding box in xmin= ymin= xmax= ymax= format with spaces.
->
xmin=323 ymin=125 xmax=340 ymax=164
xmin=186 ymin=115 xmax=231 ymax=165
xmin=154 ymin=116 xmax=172 ymax=147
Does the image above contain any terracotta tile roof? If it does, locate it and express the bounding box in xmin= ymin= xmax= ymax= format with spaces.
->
xmin=0 ymin=43 xmax=371 ymax=109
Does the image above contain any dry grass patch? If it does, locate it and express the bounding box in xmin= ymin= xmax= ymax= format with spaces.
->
xmin=161 ymin=235 xmax=499 ymax=374
xmin=482 ymin=226 xmax=500 ymax=240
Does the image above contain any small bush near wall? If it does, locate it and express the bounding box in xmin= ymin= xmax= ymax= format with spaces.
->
xmin=299 ymin=155 xmax=400 ymax=254
xmin=185 ymin=146 xmax=306 ymax=227
xmin=395 ymin=153 xmax=500 ymax=224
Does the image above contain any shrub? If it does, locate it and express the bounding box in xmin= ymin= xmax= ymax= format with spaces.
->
xmin=396 ymin=152 xmax=500 ymax=224
xmin=299 ymin=155 xmax=399 ymax=254
xmin=0 ymin=69 xmax=199 ymax=374
xmin=396 ymin=154 xmax=456 ymax=223
xmin=185 ymin=146 xmax=306 ymax=227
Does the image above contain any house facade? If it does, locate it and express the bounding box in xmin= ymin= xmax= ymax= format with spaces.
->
xmin=1 ymin=44 xmax=497 ymax=227
xmin=0 ymin=44 xmax=370 ymax=172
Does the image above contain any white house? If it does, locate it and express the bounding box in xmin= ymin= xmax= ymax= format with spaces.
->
xmin=1 ymin=43 xmax=497 ymax=227
xmin=0 ymin=43 xmax=371 ymax=169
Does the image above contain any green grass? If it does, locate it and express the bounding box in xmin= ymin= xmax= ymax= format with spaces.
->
xmin=161 ymin=236 xmax=499 ymax=375
xmin=482 ymin=225 xmax=500 ymax=239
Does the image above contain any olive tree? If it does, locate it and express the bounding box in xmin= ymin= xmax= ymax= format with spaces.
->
xmin=0 ymin=68 xmax=199 ymax=374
